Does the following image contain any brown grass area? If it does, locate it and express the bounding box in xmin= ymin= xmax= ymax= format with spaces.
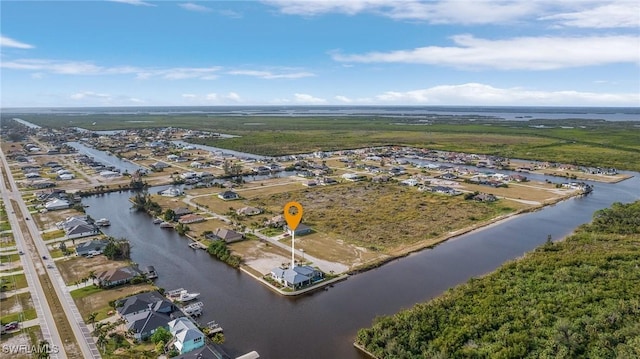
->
xmin=56 ymin=255 xmax=131 ymax=285
xmin=280 ymin=232 xmax=385 ymax=266
xmin=460 ymin=181 xmax=573 ymax=203
xmin=249 ymin=182 xmax=517 ymax=252
xmin=74 ymin=283 xmax=156 ymax=320
xmin=35 ymin=208 xmax=85 ymax=230
xmin=236 ymin=182 xmax=304 ymax=198
xmin=184 ymin=218 xmax=230 ymax=239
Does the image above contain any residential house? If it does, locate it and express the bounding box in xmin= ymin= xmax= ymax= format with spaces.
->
xmin=168 ymin=317 xmax=206 ymax=354
xmin=173 ymin=207 xmax=192 ymax=218
xmin=178 ymin=214 xmax=205 ymax=224
xmin=96 ymin=266 xmax=143 ymax=288
xmin=270 ymin=265 xmax=324 ymax=290
xmin=206 ymin=228 xmax=244 ymax=244
xmin=116 ymin=291 xmax=176 ymax=318
xmin=30 ymin=181 xmax=56 ymax=189
xmin=160 ymin=187 xmax=183 ymax=197
xmin=99 ymin=170 xmax=121 ymax=179
xmin=75 ymin=239 xmax=109 ymax=257
xmin=217 ymin=191 xmax=240 ymax=201
xmin=285 ymin=223 xmax=312 ymax=236
xmin=44 ymin=198 xmax=71 ymax=211
xmin=125 ymin=310 xmax=172 ymax=341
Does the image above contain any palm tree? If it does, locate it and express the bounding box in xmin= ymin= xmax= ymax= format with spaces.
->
xmin=87 ymin=312 xmax=97 ymax=330
xmin=88 ymin=270 xmax=97 ymax=285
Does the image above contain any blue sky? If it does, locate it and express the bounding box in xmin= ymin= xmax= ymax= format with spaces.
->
xmin=1 ymin=0 xmax=639 ymax=107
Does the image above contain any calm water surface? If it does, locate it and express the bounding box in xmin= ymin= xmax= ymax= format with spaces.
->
xmin=82 ymin=172 xmax=639 ymax=359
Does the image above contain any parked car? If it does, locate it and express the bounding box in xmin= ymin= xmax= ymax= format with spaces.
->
xmin=42 ymin=256 xmax=47 ymax=260
xmin=46 ymin=264 xmax=54 ymax=269
xmin=4 ymin=321 xmax=19 ymax=331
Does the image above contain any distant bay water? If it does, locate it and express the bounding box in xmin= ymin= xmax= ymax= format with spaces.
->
xmin=2 ymin=106 xmax=639 ymax=121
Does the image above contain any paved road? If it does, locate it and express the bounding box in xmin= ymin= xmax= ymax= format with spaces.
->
xmin=1 ymin=146 xmax=101 ymax=358
xmin=0 ymin=148 xmax=66 ymax=359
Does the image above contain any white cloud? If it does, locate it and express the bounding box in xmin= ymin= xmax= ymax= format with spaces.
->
xmin=70 ymin=91 xmax=111 ymax=100
xmin=539 ymin=2 xmax=640 ymax=28
xmin=225 ymin=92 xmax=241 ymax=102
xmin=227 ymin=69 xmax=315 ymax=79
xmin=1 ymin=59 xmax=221 ymax=79
xmin=264 ymin=0 xmax=539 ymax=25
xmin=1 ymin=35 xmax=35 ymax=49
xmin=109 ymin=0 xmax=156 ymax=6
xmin=335 ymin=95 xmax=353 ymax=103
xmin=371 ymin=83 xmax=640 ymax=106
xmin=178 ymin=2 xmax=212 ymax=12
xmin=265 ymin=1 xmax=640 ymax=28
xmin=205 ymin=93 xmax=218 ymax=101
xmin=294 ymin=93 xmax=327 ymax=104
xmin=332 ymin=34 xmax=640 ymax=70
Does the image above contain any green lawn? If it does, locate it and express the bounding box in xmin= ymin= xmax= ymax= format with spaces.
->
xmin=70 ymin=285 xmax=103 ymax=299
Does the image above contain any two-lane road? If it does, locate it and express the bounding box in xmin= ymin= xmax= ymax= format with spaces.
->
xmin=0 ymin=147 xmax=100 ymax=358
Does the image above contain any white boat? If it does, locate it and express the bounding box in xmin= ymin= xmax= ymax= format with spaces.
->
xmin=159 ymin=222 xmax=174 ymax=229
xmin=96 ymin=218 xmax=110 ymax=226
xmin=153 ymin=218 xmax=163 ymax=224
xmin=175 ymin=290 xmax=200 ymax=303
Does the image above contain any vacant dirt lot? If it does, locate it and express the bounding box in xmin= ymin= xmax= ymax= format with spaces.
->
xmin=249 ymin=182 xmax=519 ymax=252
xmin=56 ymin=255 xmax=131 ymax=285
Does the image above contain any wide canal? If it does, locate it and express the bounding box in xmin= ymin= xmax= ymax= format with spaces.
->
xmin=81 ymin=172 xmax=639 ymax=358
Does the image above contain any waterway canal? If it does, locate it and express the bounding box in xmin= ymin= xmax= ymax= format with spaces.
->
xmin=81 ymin=172 xmax=639 ymax=359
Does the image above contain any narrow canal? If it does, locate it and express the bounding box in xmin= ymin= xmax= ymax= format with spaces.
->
xmin=80 ymin=169 xmax=639 ymax=359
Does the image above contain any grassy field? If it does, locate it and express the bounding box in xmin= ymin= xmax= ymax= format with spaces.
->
xmin=249 ymin=182 xmax=517 ymax=252
xmin=0 ymin=292 xmax=35 ymax=321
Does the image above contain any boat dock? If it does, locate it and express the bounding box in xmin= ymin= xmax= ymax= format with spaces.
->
xmin=183 ymin=301 xmax=204 ymax=317
xmin=204 ymin=320 xmax=223 ymax=335
xmin=188 ymin=241 xmax=207 ymax=250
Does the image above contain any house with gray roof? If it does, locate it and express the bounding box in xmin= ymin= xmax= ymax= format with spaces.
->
xmin=270 ymin=265 xmax=324 ymax=290
xmin=206 ymin=228 xmax=244 ymax=244
xmin=116 ymin=291 xmax=176 ymax=317
xmin=125 ymin=310 xmax=172 ymax=341
xmin=96 ymin=266 xmax=143 ymax=288
xmin=75 ymin=239 xmax=109 ymax=257
xmin=285 ymin=223 xmax=312 ymax=236
xmin=168 ymin=317 xmax=206 ymax=354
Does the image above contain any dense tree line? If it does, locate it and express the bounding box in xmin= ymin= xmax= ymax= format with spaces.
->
xmin=207 ymin=240 xmax=242 ymax=268
xmin=356 ymin=201 xmax=640 ymax=358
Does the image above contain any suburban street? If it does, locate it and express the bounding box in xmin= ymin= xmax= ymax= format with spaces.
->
xmin=0 ymin=147 xmax=100 ymax=358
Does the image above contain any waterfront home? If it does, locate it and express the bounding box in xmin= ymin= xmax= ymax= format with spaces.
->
xmin=217 ymin=190 xmax=240 ymax=201
xmin=75 ymin=239 xmax=110 ymax=257
xmin=160 ymin=187 xmax=184 ymax=197
xmin=36 ymin=188 xmax=66 ymax=202
xmin=116 ymin=291 xmax=176 ymax=317
xmin=173 ymin=207 xmax=192 ymax=218
xmin=58 ymin=216 xmax=100 ymax=239
xmin=178 ymin=214 xmax=205 ymax=224
xmin=270 ymin=265 xmax=324 ymax=290
xmin=96 ymin=266 xmax=143 ymax=288
xmin=99 ymin=170 xmax=121 ymax=179
xmin=236 ymin=206 xmax=262 ymax=216
xmin=168 ymin=317 xmax=206 ymax=354
xmin=125 ymin=310 xmax=172 ymax=341
xmin=285 ymin=223 xmax=312 ymax=236
xmin=206 ymin=228 xmax=244 ymax=244
xmin=44 ymin=198 xmax=71 ymax=211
